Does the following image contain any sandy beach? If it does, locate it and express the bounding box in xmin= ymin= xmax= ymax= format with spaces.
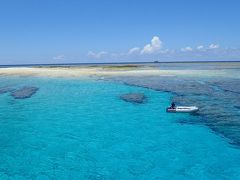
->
xmin=0 ymin=64 xmax=232 ymax=78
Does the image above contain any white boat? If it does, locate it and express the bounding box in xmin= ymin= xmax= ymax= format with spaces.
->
xmin=166 ymin=106 xmax=199 ymax=113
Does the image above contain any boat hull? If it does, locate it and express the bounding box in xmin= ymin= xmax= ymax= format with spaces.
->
xmin=166 ymin=106 xmax=199 ymax=113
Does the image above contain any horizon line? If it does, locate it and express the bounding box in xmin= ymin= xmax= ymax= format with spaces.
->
xmin=1 ymin=60 xmax=240 ymax=67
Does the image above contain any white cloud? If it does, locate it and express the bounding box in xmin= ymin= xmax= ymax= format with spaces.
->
xmin=87 ymin=51 xmax=108 ymax=58
xmin=181 ymin=46 xmax=193 ymax=52
xmin=128 ymin=47 xmax=140 ymax=54
xmin=53 ymin=55 xmax=65 ymax=60
xmin=197 ymin=45 xmax=204 ymax=50
xmin=141 ymin=36 xmax=163 ymax=54
xmin=209 ymin=44 xmax=219 ymax=49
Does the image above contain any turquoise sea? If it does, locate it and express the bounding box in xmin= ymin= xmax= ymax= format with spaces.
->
xmin=1 ymin=73 xmax=240 ymax=179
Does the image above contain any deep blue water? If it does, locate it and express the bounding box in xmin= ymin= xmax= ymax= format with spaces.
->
xmin=0 ymin=76 xmax=240 ymax=179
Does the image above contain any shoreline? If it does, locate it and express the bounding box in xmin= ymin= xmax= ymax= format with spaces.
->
xmin=0 ymin=66 xmax=233 ymax=78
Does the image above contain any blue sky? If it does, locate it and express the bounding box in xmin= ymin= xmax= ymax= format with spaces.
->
xmin=0 ymin=0 xmax=240 ymax=64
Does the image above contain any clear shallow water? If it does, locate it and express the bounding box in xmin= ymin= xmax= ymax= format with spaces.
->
xmin=0 ymin=76 xmax=240 ymax=179
xmin=109 ymin=62 xmax=240 ymax=146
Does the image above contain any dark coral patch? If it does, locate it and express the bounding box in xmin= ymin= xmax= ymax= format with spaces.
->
xmin=11 ymin=87 xmax=39 ymax=99
xmin=120 ymin=93 xmax=146 ymax=104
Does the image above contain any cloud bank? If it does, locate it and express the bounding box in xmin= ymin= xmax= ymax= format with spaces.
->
xmin=85 ymin=36 xmax=239 ymax=62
